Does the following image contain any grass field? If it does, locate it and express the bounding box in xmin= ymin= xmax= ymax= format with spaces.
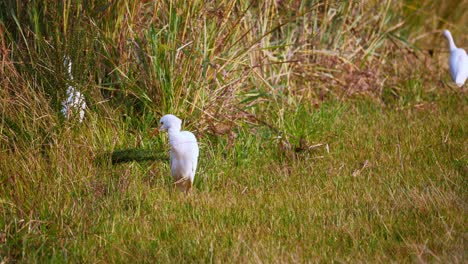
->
xmin=1 ymin=0 xmax=467 ymax=262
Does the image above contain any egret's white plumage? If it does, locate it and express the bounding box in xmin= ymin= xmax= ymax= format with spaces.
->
xmin=443 ymin=30 xmax=468 ymax=87
xmin=158 ymin=114 xmax=199 ymax=192
xmin=61 ymin=56 xmax=86 ymax=122
xmin=62 ymin=86 xmax=86 ymax=122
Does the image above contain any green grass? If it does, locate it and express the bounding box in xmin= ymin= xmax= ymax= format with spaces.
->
xmin=1 ymin=92 xmax=465 ymax=262
xmin=0 ymin=0 xmax=467 ymax=262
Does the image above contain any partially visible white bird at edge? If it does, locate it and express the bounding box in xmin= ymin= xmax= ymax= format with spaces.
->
xmin=61 ymin=56 xmax=86 ymax=122
xmin=153 ymin=114 xmax=199 ymax=193
xmin=443 ymin=30 xmax=468 ymax=87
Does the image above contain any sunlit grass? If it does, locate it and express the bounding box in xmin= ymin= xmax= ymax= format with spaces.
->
xmin=1 ymin=91 xmax=465 ymax=262
xmin=0 ymin=0 xmax=466 ymax=262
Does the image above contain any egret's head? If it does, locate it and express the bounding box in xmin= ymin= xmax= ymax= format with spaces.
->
xmin=159 ymin=114 xmax=182 ymax=132
xmin=442 ymin=30 xmax=451 ymax=40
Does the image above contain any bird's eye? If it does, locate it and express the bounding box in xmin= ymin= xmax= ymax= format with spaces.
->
xmin=160 ymin=121 xmax=164 ymax=125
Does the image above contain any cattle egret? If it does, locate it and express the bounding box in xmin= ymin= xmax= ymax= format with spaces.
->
xmin=443 ymin=30 xmax=468 ymax=87
xmin=156 ymin=114 xmax=199 ymax=193
xmin=61 ymin=56 xmax=86 ymax=122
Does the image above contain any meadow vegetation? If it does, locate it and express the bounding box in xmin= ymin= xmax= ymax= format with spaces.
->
xmin=0 ymin=0 xmax=466 ymax=262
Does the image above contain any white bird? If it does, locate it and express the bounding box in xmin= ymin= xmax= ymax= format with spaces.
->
xmin=443 ymin=30 xmax=468 ymax=87
xmin=155 ymin=114 xmax=199 ymax=193
xmin=61 ymin=56 xmax=86 ymax=122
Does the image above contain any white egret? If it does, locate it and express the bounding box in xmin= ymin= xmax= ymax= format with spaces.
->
xmin=155 ymin=114 xmax=199 ymax=193
xmin=61 ymin=56 xmax=86 ymax=122
xmin=443 ymin=30 xmax=468 ymax=87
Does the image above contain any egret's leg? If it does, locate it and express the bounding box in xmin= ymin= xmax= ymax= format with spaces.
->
xmin=174 ymin=177 xmax=188 ymax=192
xmin=185 ymin=181 xmax=192 ymax=194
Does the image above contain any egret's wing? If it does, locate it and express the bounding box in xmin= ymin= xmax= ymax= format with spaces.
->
xmin=451 ymin=49 xmax=468 ymax=83
xmin=191 ymin=142 xmax=199 ymax=175
xmin=450 ymin=51 xmax=460 ymax=81
xmin=179 ymin=131 xmax=199 ymax=178
xmin=455 ymin=50 xmax=468 ymax=86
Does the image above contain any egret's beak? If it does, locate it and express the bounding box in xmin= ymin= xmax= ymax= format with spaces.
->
xmin=150 ymin=127 xmax=160 ymax=137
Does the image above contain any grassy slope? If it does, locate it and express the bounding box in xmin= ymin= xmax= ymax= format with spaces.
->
xmin=0 ymin=0 xmax=467 ymax=262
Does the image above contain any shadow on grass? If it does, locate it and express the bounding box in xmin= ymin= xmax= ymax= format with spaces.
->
xmin=96 ymin=148 xmax=168 ymax=164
